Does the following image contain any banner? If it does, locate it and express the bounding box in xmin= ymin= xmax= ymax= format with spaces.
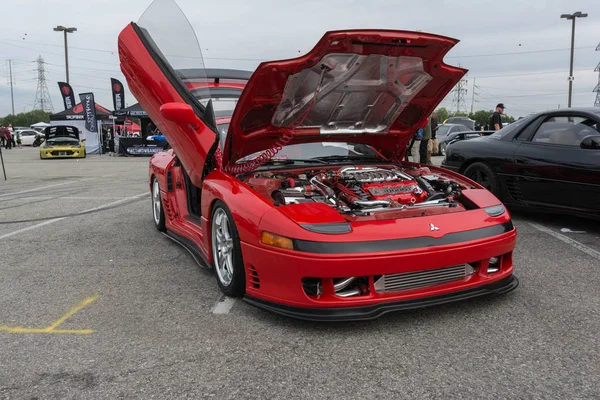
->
xmin=111 ymin=78 xmax=125 ymax=111
xmin=58 ymin=82 xmax=76 ymax=110
xmin=79 ymin=92 xmax=98 ymax=133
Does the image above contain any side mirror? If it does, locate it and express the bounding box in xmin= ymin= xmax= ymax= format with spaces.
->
xmin=160 ymin=102 xmax=201 ymax=128
xmin=580 ymin=135 xmax=600 ymax=149
xmin=81 ymin=138 xmax=86 ymax=142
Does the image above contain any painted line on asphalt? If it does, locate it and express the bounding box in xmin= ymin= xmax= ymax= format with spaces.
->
xmin=211 ymin=296 xmax=237 ymax=314
xmin=0 ymin=296 xmax=99 ymax=335
xmin=0 ymin=192 xmax=148 ymax=240
xmin=16 ymin=196 xmax=135 ymax=201
xmin=0 ymin=179 xmax=87 ymax=198
xmin=77 ymin=192 xmax=147 ymax=214
xmin=0 ymin=217 xmax=65 ymax=240
xmin=529 ymin=221 xmax=600 ymax=261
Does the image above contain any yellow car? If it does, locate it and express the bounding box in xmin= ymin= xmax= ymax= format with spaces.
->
xmin=40 ymin=125 xmax=86 ymax=159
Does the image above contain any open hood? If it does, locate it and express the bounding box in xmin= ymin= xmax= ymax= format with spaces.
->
xmin=224 ymin=30 xmax=466 ymax=164
xmin=118 ymin=0 xmax=466 ymax=186
xmin=44 ymin=125 xmax=80 ymax=140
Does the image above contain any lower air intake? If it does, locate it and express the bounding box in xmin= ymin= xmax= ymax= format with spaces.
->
xmin=374 ymin=264 xmax=475 ymax=293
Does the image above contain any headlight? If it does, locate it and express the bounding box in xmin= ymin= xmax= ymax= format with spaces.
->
xmin=484 ymin=205 xmax=505 ymax=217
xmin=260 ymin=231 xmax=294 ymax=250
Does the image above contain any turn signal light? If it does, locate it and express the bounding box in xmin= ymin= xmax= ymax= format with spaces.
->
xmin=260 ymin=231 xmax=294 ymax=250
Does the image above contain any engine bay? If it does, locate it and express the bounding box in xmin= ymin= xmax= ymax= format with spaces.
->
xmin=243 ymin=165 xmax=468 ymax=218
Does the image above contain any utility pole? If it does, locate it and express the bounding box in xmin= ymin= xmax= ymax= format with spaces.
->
xmin=53 ymin=25 xmax=77 ymax=84
xmin=594 ymin=42 xmax=600 ymax=107
xmin=8 ymin=60 xmax=14 ymax=115
xmin=561 ymin=11 xmax=588 ymax=107
xmin=470 ymin=78 xmax=478 ymax=114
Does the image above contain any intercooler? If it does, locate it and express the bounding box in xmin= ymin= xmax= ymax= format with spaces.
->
xmin=374 ymin=264 xmax=476 ymax=293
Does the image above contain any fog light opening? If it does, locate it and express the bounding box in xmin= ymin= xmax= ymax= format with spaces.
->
xmin=302 ymin=277 xmax=322 ymax=298
xmin=488 ymin=256 xmax=501 ymax=274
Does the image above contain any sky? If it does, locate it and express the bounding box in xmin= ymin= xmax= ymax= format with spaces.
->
xmin=1 ymin=0 xmax=599 ymax=119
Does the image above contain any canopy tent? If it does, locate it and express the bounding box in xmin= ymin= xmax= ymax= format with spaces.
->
xmin=113 ymin=103 xmax=147 ymax=118
xmin=50 ymin=102 xmax=113 ymax=154
xmin=30 ymin=121 xmax=51 ymax=128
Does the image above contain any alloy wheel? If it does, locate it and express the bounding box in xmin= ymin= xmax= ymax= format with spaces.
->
xmin=211 ymin=208 xmax=234 ymax=286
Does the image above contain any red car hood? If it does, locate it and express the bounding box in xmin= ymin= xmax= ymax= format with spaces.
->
xmin=224 ymin=30 xmax=466 ymax=165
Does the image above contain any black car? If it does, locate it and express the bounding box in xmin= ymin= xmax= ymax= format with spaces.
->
xmin=441 ymin=108 xmax=600 ymax=219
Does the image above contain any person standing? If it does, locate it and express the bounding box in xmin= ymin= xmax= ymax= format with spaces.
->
xmin=490 ymin=103 xmax=505 ymax=131
xmin=429 ymin=116 xmax=438 ymax=160
xmin=420 ymin=117 xmax=432 ymax=165
xmin=15 ymin=130 xmax=22 ymax=148
xmin=2 ymin=126 xmax=12 ymax=150
xmin=406 ymin=128 xmax=422 ymax=162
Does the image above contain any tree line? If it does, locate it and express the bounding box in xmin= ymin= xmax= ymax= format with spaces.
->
xmin=433 ymin=108 xmax=515 ymax=126
xmin=0 ymin=110 xmax=51 ymax=127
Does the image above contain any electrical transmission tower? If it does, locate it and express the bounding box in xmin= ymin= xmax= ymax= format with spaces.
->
xmin=451 ymin=79 xmax=468 ymax=115
xmin=470 ymin=78 xmax=479 ymax=114
xmin=33 ymin=55 xmax=54 ymax=113
xmin=594 ymin=42 xmax=600 ymax=107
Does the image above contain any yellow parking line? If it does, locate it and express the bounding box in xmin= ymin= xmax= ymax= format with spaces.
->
xmin=0 ymin=296 xmax=99 ymax=335
xmin=45 ymin=296 xmax=99 ymax=331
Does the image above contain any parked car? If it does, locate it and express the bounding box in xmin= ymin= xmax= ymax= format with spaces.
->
xmin=39 ymin=125 xmax=86 ymax=159
xmin=444 ymin=117 xmax=475 ymax=130
xmin=116 ymin=0 xmax=518 ymax=321
xmin=434 ymin=123 xmax=470 ymax=155
xmin=442 ymin=108 xmax=600 ymax=220
xmin=15 ymin=129 xmax=40 ymax=146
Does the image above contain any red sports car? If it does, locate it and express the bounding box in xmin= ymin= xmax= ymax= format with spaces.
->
xmin=117 ymin=0 xmax=517 ymax=321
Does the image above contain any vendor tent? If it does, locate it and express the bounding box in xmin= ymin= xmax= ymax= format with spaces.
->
xmin=50 ymin=103 xmax=113 ymax=154
xmin=30 ymin=121 xmax=51 ymax=128
xmin=113 ymin=103 xmax=147 ymax=118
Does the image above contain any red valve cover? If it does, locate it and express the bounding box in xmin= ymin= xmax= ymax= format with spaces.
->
xmin=362 ymin=181 xmax=428 ymax=205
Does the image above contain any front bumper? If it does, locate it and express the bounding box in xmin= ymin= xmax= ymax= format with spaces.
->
xmin=40 ymin=147 xmax=85 ymax=158
xmin=244 ymin=274 xmax=518 ymax=321
xmin=240 ymin=223 xmax=517 ymax=320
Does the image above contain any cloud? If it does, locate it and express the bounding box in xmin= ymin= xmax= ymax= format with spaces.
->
xmin=1 ymin=0 xmax=599 ymax=118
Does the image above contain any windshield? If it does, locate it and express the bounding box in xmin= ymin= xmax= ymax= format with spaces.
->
xmin=436 ymin=125 xmax=453 ymax=136
xmin=488 ymin=116 xmax=532 ymax=139
xmin=238 ymin=142 xmax=381 ymax=164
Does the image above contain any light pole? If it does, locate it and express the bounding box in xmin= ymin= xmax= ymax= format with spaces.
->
xmin=560 ymin=11 xmax=587 ymax=108
xmin=53 ymin=25 xmax=77 ymax=84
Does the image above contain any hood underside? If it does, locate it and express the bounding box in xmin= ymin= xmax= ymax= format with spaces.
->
xmin=224 ymin=30 xmax=467 ymax=164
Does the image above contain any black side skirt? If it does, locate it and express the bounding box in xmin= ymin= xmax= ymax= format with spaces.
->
xmin=243 ymin=275 xmax=518 ymax=322
xmin=163 ymin=231 xmax=211 ymax=270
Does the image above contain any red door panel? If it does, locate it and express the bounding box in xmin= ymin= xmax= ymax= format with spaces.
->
xmin=118 ymin=24 xmax=216 ymax=187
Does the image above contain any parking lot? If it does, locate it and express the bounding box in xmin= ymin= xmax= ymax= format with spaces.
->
xmin=1 ymin=147 xmax=599 ymax=399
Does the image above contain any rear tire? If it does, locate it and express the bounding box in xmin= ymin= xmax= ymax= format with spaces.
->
xmin=211 ymin=201 xmax=245 ymax=297
xmin=464 ymin=162 xmax=501 ymax=198
xmin=151 ymin=177 xmax=166 ymax=232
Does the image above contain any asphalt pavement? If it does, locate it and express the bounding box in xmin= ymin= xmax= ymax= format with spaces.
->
xmin=0 ymin=147 xmax=599 ymax=399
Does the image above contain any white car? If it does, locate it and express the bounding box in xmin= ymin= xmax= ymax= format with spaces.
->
xmin=16 ymin=130 xmax=41 ymax=146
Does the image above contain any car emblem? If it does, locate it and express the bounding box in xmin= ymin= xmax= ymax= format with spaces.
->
xmin=430 ymin=223 xmax=440 ymax=231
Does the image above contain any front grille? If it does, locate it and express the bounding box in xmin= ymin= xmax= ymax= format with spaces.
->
xmin=51 ymin=150 xmax=74 ymax=156
xmin=374 ymin=264 xmax=475 ymax=293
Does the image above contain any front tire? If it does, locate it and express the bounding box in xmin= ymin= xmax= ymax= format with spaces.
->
xmin=464 ymin=162 xmax=501 ymax=198
xmin=211 ymin=201 xmax=245 ymax=297
xmin=151 ymin=177 xmax=166 ymax=232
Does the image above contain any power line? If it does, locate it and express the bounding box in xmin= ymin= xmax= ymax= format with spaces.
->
xmin=446 ymin=45 xmax=596 ymax=59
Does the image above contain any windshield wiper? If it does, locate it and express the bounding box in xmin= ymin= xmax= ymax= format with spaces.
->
xmin=311 ymin=155 xmax=383 ymax=163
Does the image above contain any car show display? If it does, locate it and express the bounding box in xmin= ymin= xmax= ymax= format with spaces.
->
xmin=114 ymin=0 xmax=518 ymax=320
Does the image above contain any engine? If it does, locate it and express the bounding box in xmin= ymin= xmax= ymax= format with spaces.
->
xmin=255 ymin=166 xmax=463 ymax=215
